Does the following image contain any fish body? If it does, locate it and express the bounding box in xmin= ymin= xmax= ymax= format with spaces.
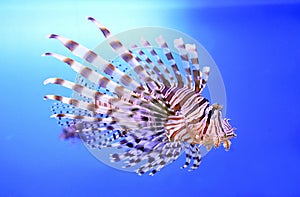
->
xmin=44 ymin=17 xmax=236 ymax=175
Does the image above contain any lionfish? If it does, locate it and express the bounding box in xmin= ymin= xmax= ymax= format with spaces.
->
xmin=43 ymin=17 xmax=236 ymax=175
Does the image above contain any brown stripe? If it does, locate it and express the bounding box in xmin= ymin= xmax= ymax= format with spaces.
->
xmin=193 ymin=70 xmax=200 ymax=92
xmin=98 ymin=77 xmax=109 ymax=88
xmin=165 ymin=88 xmax=177 ymax=103
xmin=165 ymin=68 xmax=171 ymax=74
xmin=153 ymin=67 xmax=160 ymax=74
xmin=120 ymin=75 xmax=132 ymax=86
xmin=171 ymin=88 xmax=189 ymax=106
xmin=104 ymin=64 xmax=115 ymax=75
xmin=114 ymin=86 xmax=125 ymax=97
xmin=165 ymin=122 xmax=181 ymax=127
xmin=135 ymin=85 xmax=145 ymax=93
xmin=193 ymin=70 xmax=200 ymax=79
xmin=87 ymin=103 xmax=96 ymax=111
xmin=185 ymin=68 xmax=191 ymax=75
xmin=80 ymin=67 xmax=92 ymax=78
xmin=94 ymin=91 xmax=103 ymax=101
xmin=63 ymin=58 xmax=74 ymax=66
xmin=173 ymin=103 xmax=181 ymax=111
xmin=168 ymin=116 xmax=183 ymax=121
xmin=150 ymin=49 xmax=157 ymax=56
xmin=54 ymin=95 xmax=63 ymax=101
xmin=155 ymin=59 xmax=162 ymax=65
xmin=166 ymin=52 xmax=173 ymax=60
xmin=54 ymin=78 xmax=64 ymax=84
xmin=198 ymin=97 xmax=209 ymax=108
xmin=179 ymin=90 xmax=195 ymax=106
xmin=190 ymin=104 xmax=209 ymax=125
xmin=185 ymin=98 xmax=208 ymax=117
xmin=121 ymin=53 xmax=133 ymax=63
xmin=70 ymin=99 xmax=79 ymax=106
xmin=110 ymin=41 xmax=122 ymax=50
xmin=145 ymin=58 xmax=151 ymax=64
xmin=84 ymin=51 xmax=97 ymax=63
xmin=154 ymin=69 xmax=170 ymax=87
xmin=191 ymin=58 xmax=199 ymax=65
xmin=73 ymin=84 xmax=84 ymax=93
xmin=65 ymin=40 xmax=78 ymax=51
xmin=181 ymin=54 xmax=188 ymax=61
xmin=161 ymin=42 xmax=168 ymax=48
xmin=202 ymin=108 xmax=214 ymax=135
xmin=133 ymin=65 xmax=143 ymax=73
xmin=100 ymin=28 xmax=111 ymax=38
xmin=161 ymin=86 xmax=169 ymax=95
xmin=73 ymin=115 xmax=84 ymax=119
xmin=170 ymin=126 xmax=184 ymax=141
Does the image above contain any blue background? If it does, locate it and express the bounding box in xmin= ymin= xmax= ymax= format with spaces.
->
xmin=1 ymin=0 xmax=300 ymax=196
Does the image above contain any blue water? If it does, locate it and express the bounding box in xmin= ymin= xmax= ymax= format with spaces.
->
xmin=1 ymin=1 xmax=300 ymax=196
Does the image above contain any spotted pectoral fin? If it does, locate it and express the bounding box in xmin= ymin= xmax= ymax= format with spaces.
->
xmin=109 ymin=130 xmax=184 ymax=175
xmin=80 ymin=127 xmax=126 ymax=149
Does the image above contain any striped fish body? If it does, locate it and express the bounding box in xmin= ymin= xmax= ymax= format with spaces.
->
xmin=44 ymin=17 xmax=236 ymax=175
xmin=155 ymin=86 xmax=234 ymax=150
